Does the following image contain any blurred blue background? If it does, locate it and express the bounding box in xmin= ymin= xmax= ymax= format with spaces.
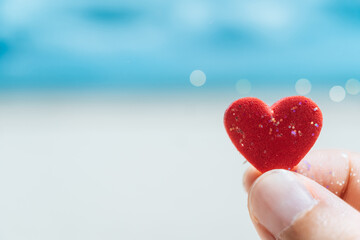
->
xmin=1 ymin=0 xmax=360 ymax=90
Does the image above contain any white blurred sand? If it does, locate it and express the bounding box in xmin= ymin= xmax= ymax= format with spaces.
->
xmin=0 ymin=91 xmax=358 ymax=240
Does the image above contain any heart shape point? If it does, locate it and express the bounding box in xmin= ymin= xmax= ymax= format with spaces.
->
xmin=224 ymin=96 xmax=323 ymax=173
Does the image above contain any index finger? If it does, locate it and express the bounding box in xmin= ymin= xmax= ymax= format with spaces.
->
xmin=243 ymin=150 xmax=360 ymax=211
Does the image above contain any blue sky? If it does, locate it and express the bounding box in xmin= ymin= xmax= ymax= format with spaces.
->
xmin=1 ymin=0 xmax=360 ymax=89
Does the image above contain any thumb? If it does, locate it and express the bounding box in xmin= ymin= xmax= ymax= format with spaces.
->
xmin=248 ymin=169 xmax=360 ymax=240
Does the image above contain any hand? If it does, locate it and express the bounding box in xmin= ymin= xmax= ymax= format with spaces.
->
xmin=243 ymin=150 xmax=360 ymax=240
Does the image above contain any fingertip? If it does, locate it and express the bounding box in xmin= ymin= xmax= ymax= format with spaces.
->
xmin=243 ymin=166 xmax=261 ymax=193
xmin=243 ymin=149 xmax=355 ymax=198
xmin=248 ymin=169 xmax=360 ymax=240
xmin=293 ymin=149 xmax=350 ymax=197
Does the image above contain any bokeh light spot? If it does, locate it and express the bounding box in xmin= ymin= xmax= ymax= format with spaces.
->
xmin=295 ymin=78 xmax=311 ymax=95
xmin=236 ymin=79 xmax=251 ymax=95
xmin=329 ymin=86 xmax=346 ymax=102
xmin=190 ymin=70 xmax=206 ymax=87
xmin=345 ymin=78 xmax=360 ymax=95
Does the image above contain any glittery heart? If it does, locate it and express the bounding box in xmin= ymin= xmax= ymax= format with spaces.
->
xmin=224 ymin=96 xmax=323 ymax=173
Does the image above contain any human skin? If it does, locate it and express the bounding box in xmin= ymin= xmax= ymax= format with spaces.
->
xmin=243 ymin=150 xmax=360 ymax=240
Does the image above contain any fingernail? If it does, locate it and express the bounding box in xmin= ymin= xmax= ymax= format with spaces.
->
xmin=249 ymin=169 xmax=318 ymax=237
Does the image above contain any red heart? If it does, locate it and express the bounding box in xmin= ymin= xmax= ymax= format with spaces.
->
xmin=224 ymin=96 xmax=322 ymax=173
